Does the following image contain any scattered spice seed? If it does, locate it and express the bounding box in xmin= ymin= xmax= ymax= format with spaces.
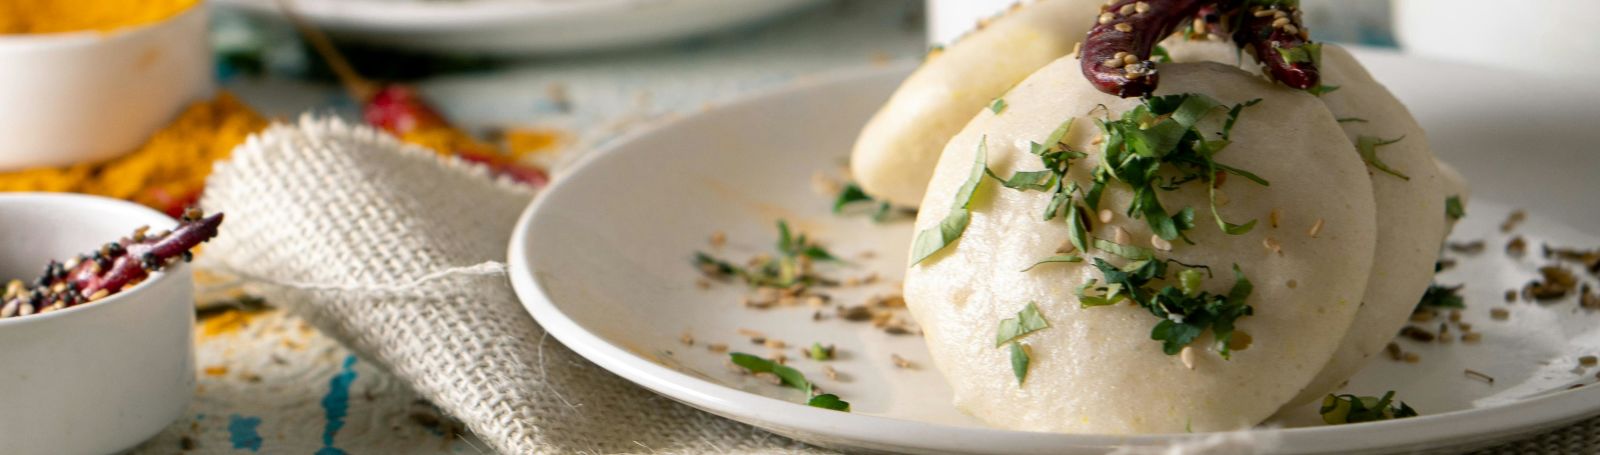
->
xmin=1491 ymin=308 xmax=1510 ymax=320
xmin=710 ymin=231 xmax=727 ymax=248
xmin=695 ymin=278 xmax=711 ymax=290
xmin=1400 ymin=325 xmax=1436 ymax=342
xmin=1263 ymin=237 xmax=1283 ymax=255
xmin=1582 ymin=284 xmax=1600 ymax=309
xmin=1507 ymin=236 xmax=1527 ymax=257
xmin=1464 ymin=369 xmax=1495 ymax=384
xmin=680 ymin=331 xmax=695 ymax=347
xmin=839 ymin=305 xmax=873 ymax=321
xmin=1505 ymin=289 xmax=1519 ymax=302
xmin=764 ymin=339 xmax=787 ymax=350
xmin=1269 ymin=208 xmax=1281 ymax=228
xmin=707 ymin=343 xmax=728 ymax=353
xmin=1180 ymin=346 xmax=1196 ymax=370
xmin=1410 ymin=310 xmax=1435 ymax=323
xmin=1459 ymin=322 xmax=1473 ymax=332
xmin=1448 ymin=240 xmax=1486 ymax=254
xmin=1099 ymin=208 xmax=1114 ymax=224
xmin=1449 ymin=310 xmax=1462 ymax=323
xmin=1462 ymin=332 xmax=1482 ymax=344
xmin=1525 ymin=266 xmax=1578 ymax=301
xmin=824 ymin=365 xmax=839 ymax=381
xmin=1307 ymin=218 xmax=1324 ymax=238
xmin=1500 ymin=210 xmax=1526 ymax=233
xmin=1386 ymin=342 xmax=1403 ymax=361
xmin=1404 ymin=352 xmax=1421 ymax=364
xmin=737 ymin=328 xmax=765 ymax=339
xmin=1581 ymin=356 xmax=1598 ymax=367
xmin=891 ymin=354 xmax=914 ymax=369
xmin=1286 ymin=279 xmax=1298 ymax=289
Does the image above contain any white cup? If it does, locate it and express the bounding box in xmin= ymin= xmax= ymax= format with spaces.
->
xmin=0 ymin=5 xmax=214 ymax=171
xmin=0 ymin=193 xmax=197 ymax=455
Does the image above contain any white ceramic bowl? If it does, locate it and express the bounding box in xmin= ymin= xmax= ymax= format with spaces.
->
xmin=0 ymin=4 xmax=214 ymax=171
xmin=1394 ymin=0 xmax=1600 ymax=78
xmin=0 ymin=193 xmax=196 ymax=455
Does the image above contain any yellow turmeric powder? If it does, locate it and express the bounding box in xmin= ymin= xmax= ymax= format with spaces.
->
xmin=0 ymin=0 xmax=199 ymax=35
xmin=0 ymin=92 xmax=267 ymax=215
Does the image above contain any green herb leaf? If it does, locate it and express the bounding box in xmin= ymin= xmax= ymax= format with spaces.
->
xmin=1337 ymin=117 xmax=1369 ymax=123
xmin=1083 ymin=259 xmax=1256 ymax=357
xmin=808 ymin=343 xmax=834 ymax=361
xmin=1308 ymin=84 xmax=1341 ymax=96
xmin=1278 ymin=42 xmax=1323 ymax=67
xmin=832 ymin=182 xmax=873 ymax=214
xmin=1356 ymin=135 xmax=1410 ymax=180
xmin=1093 ymin=238 xmax=1155 ymax=261
xmin=989 ymin=98 xmax=1008 ymax=114
xmin=730 ymin=352 xmax=813 ymax=396
xmin=995 ymin=302 xmax=1051 ymax=346
xmin=1416 ymin=283 xmax=1465 ymax=311
xmin=1179 ymin=268 xmax=1205 ymax=296
xmin=1445 ymin=195 xmax=1465 ymax=221
xmin=1010 ymin=342 xmax=1032 ymax=385
xmin=1152 ymin=45 xmax=1172 ymax=63
xmin=911 ymin=139 xmax=989 ymax=265
xmin=1066 ymin=203 xmax=1089 ymax=254
xmin=1021 ymin=254 xmax=1083 ymax=272
xmin=995 ymin=170 xmax=1058 ymax=191
xmin=807 ymin=393 xmax=851 ymax=412
xmin=1320 ymin=391 xmax=1419 ymax=424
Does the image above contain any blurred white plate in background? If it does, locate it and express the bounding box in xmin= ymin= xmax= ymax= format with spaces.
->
xmin=508 ymin=49 xmax=1600 ymax=453
xmin=215 ymin=0 xmax=821 ymax=55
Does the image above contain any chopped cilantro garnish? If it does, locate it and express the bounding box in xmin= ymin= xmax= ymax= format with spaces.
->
xmin=1307 ymin=84 xmax=1341 ymax=96
xmin=1320 ymin=391 xmax=1418 ymax=424
xmin=1152 ymin=45 xmax=1172 ymax=63
xmin=1093 ymin=238 xmax=1155 ymax=261
xmin=989 ymin=98 xmax=1008 ymax=114
xmin=994 ymin=302 xmax=1049 ymax=386
xmin=730 ymin=352 xmax=851 ymax=412
xmin=1416 ymin=283 xmax=1465 ymax=311
xmin=833 ymin=181 xmax=909 ymax=222
xmin=1021 ymin=254 xmax=1083 ymax=272
xmin=1356 ymin=135 xmax=1410 ymax=180
xmin=806 ymin=393 xmax=850 ymax=411
xmin=911 ymin=138 xmax=988 ymax=265
xmin=808 ymin=343 xmax=834 ymax=361
xmin=1278 ymin=42 xmax=1323 ymax=67
xmin=694 ymin=220 xmax=839 ymax=288
xmin=995 ymin=302 xmax=1051 ymax=346
xmin=1010 ymin=342 xmax=1032 ymax=385
xmin=1445 ymin=195 xmax=1465 ymax=221
xmin=1080 ymin=259 xmax=1256 ymax=357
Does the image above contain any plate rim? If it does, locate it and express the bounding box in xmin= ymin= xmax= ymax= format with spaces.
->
xmin=506 ymin=54 xmax=1600 ymax=453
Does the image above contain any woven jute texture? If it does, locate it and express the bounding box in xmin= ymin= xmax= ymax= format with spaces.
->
xmin=199 ymin=116 xmax=818 ymax=454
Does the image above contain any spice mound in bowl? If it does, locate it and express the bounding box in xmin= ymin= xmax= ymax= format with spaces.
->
xmin=0 ymin=193 xmax=221 ymax=455
xmin=0 ymin=0 xmax=212 ymax=170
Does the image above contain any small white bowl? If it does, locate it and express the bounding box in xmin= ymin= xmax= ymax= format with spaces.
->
xmin=0 ymin=193 xmax=196 ymax=455
xmin=0 ymin=4 xmax=214 ymax=171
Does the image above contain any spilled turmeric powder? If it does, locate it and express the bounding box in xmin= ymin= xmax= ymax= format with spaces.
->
xmin=0 ymin=92 xmax=267 ymax=216
xmin=0 ymin=0 xmax=200 ymax=35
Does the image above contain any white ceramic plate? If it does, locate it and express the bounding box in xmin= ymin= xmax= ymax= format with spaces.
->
xmin=216 ymin=0 xmax=820 ymax=55
xmin=508 ymin=49 xmax=1600 ymax=453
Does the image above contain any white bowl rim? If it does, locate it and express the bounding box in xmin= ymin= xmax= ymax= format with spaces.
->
xmin=215 ymin=0 xmax=808 ymax=32
xmin=506 ymin=58 xmax=1600 ymax=453
xmin=0 ymin=2 xmax=207 ymax=49
xmin=0 ymin=193 xmax=182 ymax=329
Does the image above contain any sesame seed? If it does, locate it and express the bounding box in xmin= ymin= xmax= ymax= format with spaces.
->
xmin=1135 ymin=1 xmax=1149 ymax=13
xmin=1123 ymin=54 xmax=1138 ymax=65
xmin=1114 ymin=51 xmax=1129 ymax=60
xmin=1287 ymin=279 xmax=1298 ymax=289
xmin=824 ymin=365 xmax=839 ymax=381
xmin=1071 ymin=41 xmax=1083 ymax=58
xmin=680 ymin=331 xmax=695 ymax=346
xmin=1274 ymin=9 xmax=1288 ymax=18
xmin=1125 ymin=68 xmax=1145 ymax=79
xmin=1269 ymin=208 xmax=1281 ymax=228
xmin=1505 ymin=289 xmax=1518 ymax=302
xmin=1403 ymin=352 xmax=1421 ymax=363
xmin=1272 ymin=17 xmax=1291 ymax=28
xmin=891 ymin=354 xmax=914 ymax=369
xmin=1461 ymin=332 xmax=1482 ymax=343
xmin=1282 ymin=24 xmax=1299 ymax=35
xmin=1449 ymin=310 xmax=1462 ymax=322
xmin=1386 ymin=342 xmax=1403 ymax=360
xmin=1307 ymin=218 xmax=1324 ymax=238
xmin=1104 ymin=58 xmax=1126 ymax=68
xmin=1150 ymin=234 xmax=1173 ymax=251
xmin=1180 ymin=346 xmax=1196 ymax=369
xmin=1114 ymin=226 xmax=1131 ymax=244
xmin=710 ymin=231 xmax=726 ymax=247
xmin=1491 ymin=308 xmax=1510 ymax=320
xmin=1192 ymin=17 xmax=1206 ymax=34
xmin=1119 ymin=3 xmax=1136 ymax=15
xmin=1459 ymin=322 xmax=1473 ymax=331
xmin=1099 ymin=12 xmax=1115 ymax=24
xmin=764 ymin=339 xmax=786 ymax=349
xmin=1410 ymin=310 xmax=1435 ymax=323
xmin=1098 ymin=209 xmax=1114 ymax=224
xmin=1584 ymin=356 xmax=1599 ymax=367
xmin=1253 ymin=9 xmax=1276 ymax=17
xmin=1114 ymin=23 xmax=1133 ymax=32
xmin=737 ymin=328 xmax=765 ymax=338
xmin=707 ymin=343 xmax=728 ymax=353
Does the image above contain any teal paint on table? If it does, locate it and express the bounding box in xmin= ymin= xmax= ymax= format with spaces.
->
xmin=317 ymin=355 xmax=359 ymax=455
xmin=227 ymin=415 xmax=263 ymax=452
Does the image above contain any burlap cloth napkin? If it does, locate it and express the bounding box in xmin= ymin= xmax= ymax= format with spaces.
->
xmin=199 ymin=116 xmax=818 ymax=454
xmin=197 ymin=116 xmax=1597 ymax=454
